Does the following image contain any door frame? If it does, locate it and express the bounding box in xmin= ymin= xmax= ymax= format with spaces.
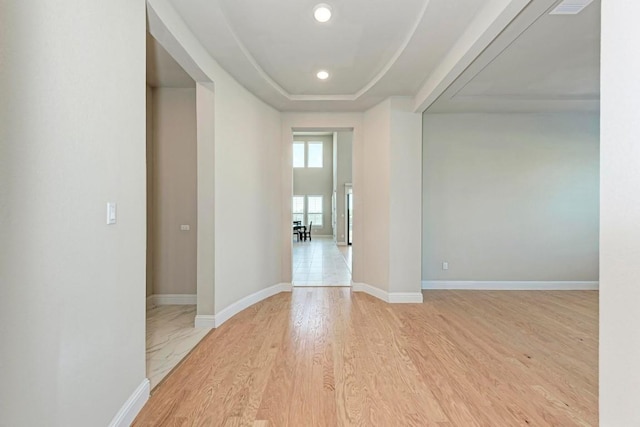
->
xmin=345 ymin=183 xmax=352 ymax=246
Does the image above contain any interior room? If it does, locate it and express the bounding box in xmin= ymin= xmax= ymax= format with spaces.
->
xmin=4 ymin=0 xmax=640 ymax=426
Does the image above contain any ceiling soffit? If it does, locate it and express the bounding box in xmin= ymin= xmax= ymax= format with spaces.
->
xmin=164 ymin=0 xmax=485 ymax=110
xmin=216 ymin=0 xmax=430 ymax=101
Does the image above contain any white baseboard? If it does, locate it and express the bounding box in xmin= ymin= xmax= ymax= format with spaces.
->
xmin=336 ymin=241 xmax=347 ymax=246
xmin=215 ymin=283 xmax=292 ymax=327
xmin=194 ymin=315 xmax=216 ymax=328
xmin=352 ymin=282 xmax=388 ymax=301
xmin=389 ymin=292 xmax=424 ymax=303
xmin=195 ymin=283 xmax=292 ymax=329
xmin=352 ymin=282 xmax=423 ymax=303
xmin=421 ymin=280 xmax=599 ymax=290
xmin=152 ymin=294 xmax=197 ymax=305
xmin=108 ymin=378 xmax=150 ymax=427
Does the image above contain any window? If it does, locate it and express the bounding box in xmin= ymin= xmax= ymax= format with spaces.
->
xmin=293 ymin=142 xmax=305 ymax=168
xmin=307 ymin=142 xmax=323 ymax=168
xmin=307 ymin=196 xmax=323 ymax=226
xmin=292 ymin=196 xmax=305 ymax=223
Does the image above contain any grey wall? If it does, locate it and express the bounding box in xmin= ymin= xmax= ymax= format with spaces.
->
xmin=293 ymin=135 xmax=334 ymax=236
xmin=422 ymin=112 xmax=600 ymax=282
xmin=335 ymin=131 xmax=353 ymax=244
xmin=152 ymin=88 xmax=197 ymax=295
xmin=0 ymin=1 xmax=147 ymax=424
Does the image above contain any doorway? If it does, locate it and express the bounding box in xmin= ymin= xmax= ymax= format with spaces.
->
xmin=291 ymin=130 xmax=353 ymax=287
xmin=145 ymin=32 xmax=209 ymax=390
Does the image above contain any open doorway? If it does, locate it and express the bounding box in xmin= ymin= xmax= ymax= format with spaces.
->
xmin=145 ymin=33 xmax=209 ymax=390
xmin=292 ymin=130 xmax=353 ymax=287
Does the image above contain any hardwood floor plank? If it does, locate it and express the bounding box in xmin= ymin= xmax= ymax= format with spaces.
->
xmin=134 ymin=289 xmax=598 ymax=426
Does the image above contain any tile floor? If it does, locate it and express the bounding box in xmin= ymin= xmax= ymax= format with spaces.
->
xmin=146 ymin=305 xmax=211 ymax=389
xmin=292 ymin=236 xmax=352 ymax=286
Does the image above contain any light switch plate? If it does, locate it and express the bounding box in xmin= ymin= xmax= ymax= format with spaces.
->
xmin=107 ymin=203 xmax=117 ymax=225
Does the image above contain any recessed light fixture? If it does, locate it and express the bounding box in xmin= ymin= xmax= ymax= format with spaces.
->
xmin=317 ymin=70 xmax=329 ymax=80
xmin=313 ymin=4 xmax=332 ymax=23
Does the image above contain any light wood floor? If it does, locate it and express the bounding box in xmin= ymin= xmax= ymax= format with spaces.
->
xmin=134 ymin=288 xmax=598 ymax=426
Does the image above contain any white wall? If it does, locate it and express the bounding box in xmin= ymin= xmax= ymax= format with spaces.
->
xmin=196 ymin=83 xmax=216 ymax=317
xmin=214 ymin=71 xmax=282 ymax=312
xmin=360 ymin=98 xmax=423 ymax=296
xmin=151 ymin=87 xmax=198 ymax=295
xmin=362 ymin=100 xmax=392 ymax=291
xmin=0 ymin=0 xmax=147 ymax=425
xmin=293 ymin=135 xmax=334 ymax=236
xmin=388 ymin=98 xmax=423 ymax=294
xmin=422 ymin=113 xmax=600 ymax=282
xmin=600 ymin=1 xmax=640 ymax=424
xmin=335 ymin=131 xmax=353 ymax=244
xmin=148 ymin=0 xmax=283 ymax=318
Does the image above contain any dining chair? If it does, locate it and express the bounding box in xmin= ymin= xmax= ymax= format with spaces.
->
xmin=301 ymin=221 xmax=312 ymax=241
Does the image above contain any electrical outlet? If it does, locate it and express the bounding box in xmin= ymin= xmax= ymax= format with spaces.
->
xmin=442 ymin=261 xmax=449 ymax=270
xmin=180 ymin=224 xmax=190 ymax=231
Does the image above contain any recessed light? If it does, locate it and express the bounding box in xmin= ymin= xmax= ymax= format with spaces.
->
xmin=317 ymin=70 xmax=329 ymax=80
xmin=313 ymin=4 xmax=332 ymax=23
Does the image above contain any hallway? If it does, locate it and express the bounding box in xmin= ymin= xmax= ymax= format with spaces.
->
xmin=292 ymin=237 xmax=351 ymax=286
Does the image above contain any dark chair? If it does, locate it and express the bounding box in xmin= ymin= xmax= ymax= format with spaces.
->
xmin=301 ymin=222 xmax=312 ymax=241
xmin=293 ymin=221 xmax=303 ymax=241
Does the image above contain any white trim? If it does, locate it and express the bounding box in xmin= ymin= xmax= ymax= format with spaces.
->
xmin=152 ymin=294 xmax=197 ymax=305
xmin=108 ymin=378 xmax=150 ymax=427
xmin=389 ymin=292 xmax=424 ymax=303
xmin=215 ymin=283 xmax=292 ymax=327
xmin=352 ymin=282 xmax=388 ymax=302
xmin=336 ymin=241 xmax=347 ymax=246
xmin=146 ymin=295 xmax=155 ymax=310
xmin=352 ymin=282 xmax=424 ymax=303
xmin=194 ymin=315 xmax=216 ymax=328
xmin=195 ymin=283 xmax=292 ymax=329
xmin=421 ymin=280 xmax=599 ymax=290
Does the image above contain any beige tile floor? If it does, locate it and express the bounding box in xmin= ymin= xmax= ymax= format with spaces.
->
xmin=146 ymin=305 xmax=211 ymax=389
xmin=292 ymin=236 xmax=352 ymax=286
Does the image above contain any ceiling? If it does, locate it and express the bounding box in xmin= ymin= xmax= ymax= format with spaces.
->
xmin=149 ymin=0 xmax=601 ymax=112
xmin=163 ymin=0 xmax=484 ymax=111
xmin=427 ymin=0 xmax=601 ymax=113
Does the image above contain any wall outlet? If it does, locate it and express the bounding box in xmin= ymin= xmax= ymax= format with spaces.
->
xmin=442 ymin=261 xmax=449 ymax=270
xmin=180 ymin=224 xmax=190 ymax=231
